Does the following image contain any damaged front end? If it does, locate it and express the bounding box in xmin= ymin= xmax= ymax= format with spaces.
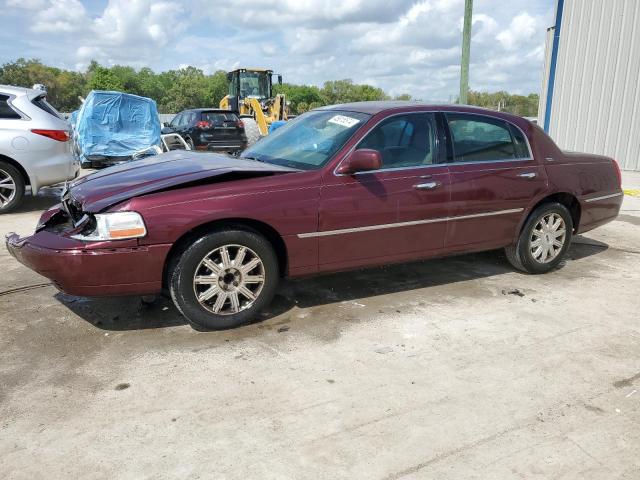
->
xmin=51 ymin=187 xmax=147 ymax=242
xmin=5 ymin=190 xmax=169 ymax=296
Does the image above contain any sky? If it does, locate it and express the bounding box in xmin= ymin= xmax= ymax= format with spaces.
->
xmin=1 ymin=0 xmax=556 ymax=101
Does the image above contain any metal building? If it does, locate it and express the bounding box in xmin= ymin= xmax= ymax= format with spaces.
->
xmin=538 ymin=0 xmax=640 ymax=171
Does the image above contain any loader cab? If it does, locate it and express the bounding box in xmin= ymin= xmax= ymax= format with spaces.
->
xmin=227 ymin=68 xmax=282 ymax=101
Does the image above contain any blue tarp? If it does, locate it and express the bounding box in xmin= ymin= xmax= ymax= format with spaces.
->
xmin=76 ymin=90 xmax=160 ymax=159
xmin=68 ymin=110 xmax=79 ymax=129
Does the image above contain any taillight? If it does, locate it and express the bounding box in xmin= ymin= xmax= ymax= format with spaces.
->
xmin=31 ymin=129 xmax=69 ymax=142
xmin=613 ymin=159 xmax=622 ymax=188
xmin=195 ymin=121 xmax=211 ymax=129
xmin=236 ymin=120 xmax=244 ymax=129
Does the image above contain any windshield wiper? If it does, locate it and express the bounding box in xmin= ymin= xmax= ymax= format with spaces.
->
xmin=241 ymin=155 xmax=264 ymax=163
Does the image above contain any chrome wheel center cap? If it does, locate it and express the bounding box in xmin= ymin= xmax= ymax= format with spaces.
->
xmin=219 ymin=268 xmax=241 ymax=290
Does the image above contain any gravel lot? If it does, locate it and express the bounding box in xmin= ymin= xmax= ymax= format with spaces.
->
xmin=1 ymin=173 xmax=639 ymax=479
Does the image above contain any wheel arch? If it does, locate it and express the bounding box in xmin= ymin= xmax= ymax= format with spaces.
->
xmin=162 ymin=217 xmax=289 ymax=290
xmin=519 ymin=192 xmax=581 ymax=237
xmin=0 ymin=154 xmax=31 ymax=187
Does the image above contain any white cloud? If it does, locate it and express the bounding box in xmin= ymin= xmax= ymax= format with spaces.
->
xmin=73 ymin=0 xmax=187 ymax=66
xmin=30 ymin=0 xmax=87 ymax=33
xmin=496 ymin=12 xmax=541 ymax=50
xmin=3 ymin=0 xmax=555 ymax=100
xmin=5 ymin=0 xmax=47 ymax=9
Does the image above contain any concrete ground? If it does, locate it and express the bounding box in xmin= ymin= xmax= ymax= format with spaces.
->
xmin=1 ymin=177 xmax=639 ymax=480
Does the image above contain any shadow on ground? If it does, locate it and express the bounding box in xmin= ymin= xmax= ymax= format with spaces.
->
xmin=9 ymin=187 xmax=63 ymax=214
xmin=58 ymin=237 xmax=608 ymax=332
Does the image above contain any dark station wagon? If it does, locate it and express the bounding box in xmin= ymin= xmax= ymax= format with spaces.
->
xmin=7 ymin=102 xmax=623 ymax=330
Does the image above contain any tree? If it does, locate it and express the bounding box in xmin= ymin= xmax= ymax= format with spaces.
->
xmin=161 ymin=67 xmax=212 ymax=112
xmin=0 ymin=58 xmax=540 ymax=116
xmin=0 ymin=58 xmax=86 ymax=111
xmin=274 ymin=83 xmax=324 ymax=114
xmin=464 ymin=90 xmax=539 ymax=117
xmin=87 ymin=66 xmax=124 ymax=92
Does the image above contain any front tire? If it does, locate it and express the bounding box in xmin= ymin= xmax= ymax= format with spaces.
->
xmin=0 ymin=161 xmax=25 ymax=214
xmin=169 ymin=229 xmax=279 ymax=330
xmin=505 ymin=202 xmax=573 ymax=274
xmin=240 ymin=117 xmax=261 ymax=147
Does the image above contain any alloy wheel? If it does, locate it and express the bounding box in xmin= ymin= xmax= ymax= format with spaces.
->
xmin=192 ymin=244 xmax=266 ymax=315
xmin=0 ymin=169 xmax=17 ymax=208
xmin=529 ymin=213 xmax=567 ymax=263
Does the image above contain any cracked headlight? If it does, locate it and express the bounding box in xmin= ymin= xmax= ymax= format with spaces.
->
xmin=71 ymin=212 xmax=147 ymax=241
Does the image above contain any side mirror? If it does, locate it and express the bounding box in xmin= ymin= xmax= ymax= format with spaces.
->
xmin=336 ymin=149 xmax=382 ymax=175
xmin=277 ymin=75 xmax=283 ymax=85
xmin=161 ymin=122 xmax=168 ymax=128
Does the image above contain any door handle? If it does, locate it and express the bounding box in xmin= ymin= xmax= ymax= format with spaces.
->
xmin=414 ymin=181 xmax=440 ymax=190
xmin=518 ymin=172 xmax=537 ymax=179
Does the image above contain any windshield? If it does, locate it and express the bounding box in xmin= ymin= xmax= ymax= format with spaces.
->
xmin=240 ymin=110 xmax=371 ymax=170
xmin=240 ymin=71 xmax=270 ymax=99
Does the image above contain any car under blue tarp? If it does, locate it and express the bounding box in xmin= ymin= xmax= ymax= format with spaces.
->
xmin=75 ymin=90 xmax=161 ymax=167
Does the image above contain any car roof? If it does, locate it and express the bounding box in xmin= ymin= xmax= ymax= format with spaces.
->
xmin=0 ymin=84 xmax=35 ymax=96
xmin=317 ymin=101 xmax=530 ymax=124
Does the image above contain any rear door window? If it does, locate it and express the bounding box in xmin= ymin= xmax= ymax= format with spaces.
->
xmin=0 ymin=94 xmax=21 ymax=119
xmin=446 ymin=113 xmax=527 ymax=162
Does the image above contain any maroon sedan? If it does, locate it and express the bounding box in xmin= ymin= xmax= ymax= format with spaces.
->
xmin=6 ymin=103 xmax=623 ymax=330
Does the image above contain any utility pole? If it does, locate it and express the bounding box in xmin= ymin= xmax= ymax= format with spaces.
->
xmin=459 ymin=0 xmax=473 ymax=104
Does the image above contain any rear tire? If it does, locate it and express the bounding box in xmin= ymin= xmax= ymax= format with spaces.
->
xmin=0 ymin=161 xmax=25 ymax=214
xmin=169 ymin=228 xmax=279 ymax=330
xmin=241 ymin=117 xmax=261 ymax=147
xmin=505 ymin=202 xmax=573 ymax=274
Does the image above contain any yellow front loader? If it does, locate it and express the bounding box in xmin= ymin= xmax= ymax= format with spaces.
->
xmin=219 ymin=68 xmax=288 ymax=143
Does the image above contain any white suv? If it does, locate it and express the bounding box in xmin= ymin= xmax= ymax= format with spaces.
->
xmin=0 ymin=85 xmax=80 ymax=213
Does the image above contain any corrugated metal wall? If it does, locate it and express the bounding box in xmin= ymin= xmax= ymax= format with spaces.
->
xmin=539 ymin=0 xmax=640 ymax=171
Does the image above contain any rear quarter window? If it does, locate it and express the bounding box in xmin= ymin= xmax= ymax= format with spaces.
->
xmin=0 ymin=94 xmax=22 ymax=119
xmin=31 ymin=95 xmax=64 ymax=120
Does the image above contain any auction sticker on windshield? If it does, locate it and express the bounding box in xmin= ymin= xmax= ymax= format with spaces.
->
xmin=327 ymin=115 xmax=361 ymax=128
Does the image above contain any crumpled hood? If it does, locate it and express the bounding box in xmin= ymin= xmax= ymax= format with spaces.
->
xmin=68 ymin=150 xmax=298 ymax=212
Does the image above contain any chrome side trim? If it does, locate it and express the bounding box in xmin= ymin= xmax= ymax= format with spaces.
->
xmin=584 ymin=192 xmax=624 ymax=203
xmin=297 ymin=208 xmax=524 ymax=239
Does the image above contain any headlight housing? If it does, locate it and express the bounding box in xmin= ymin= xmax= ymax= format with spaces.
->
xmin=71 ymin=212 xmax=147 ymax=241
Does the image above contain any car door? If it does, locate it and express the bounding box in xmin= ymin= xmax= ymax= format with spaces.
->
xmin=182 ymin=112 xmax=195 ymax=137
xmin=168 ymin=113 xmax=182 ymax=133
xmin=443 ymin=112 xmax=548 ymax=249
xmin=317 ymin=112 xmax=451 ymax=271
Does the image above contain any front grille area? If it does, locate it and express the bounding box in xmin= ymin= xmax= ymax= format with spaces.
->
xmin=61 ymin=190 xmax=84 ymax=225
